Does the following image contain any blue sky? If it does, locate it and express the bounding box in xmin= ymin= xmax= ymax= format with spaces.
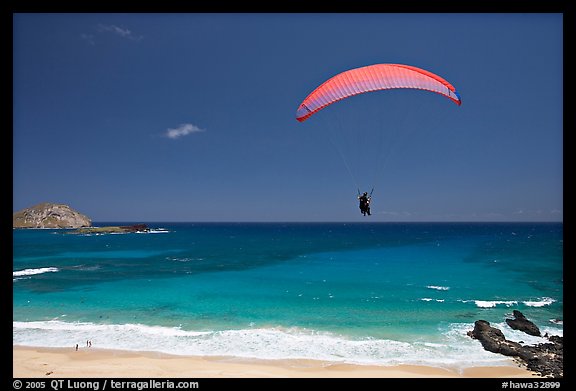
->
xmin=13 ymin=13 xmax=563 ymax=222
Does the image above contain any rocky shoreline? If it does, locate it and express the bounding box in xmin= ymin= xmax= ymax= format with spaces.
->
xmin=69 ymin=224 xmax=150 ymax=234
xmin=468 ymin=310 xmax=563 ymax=378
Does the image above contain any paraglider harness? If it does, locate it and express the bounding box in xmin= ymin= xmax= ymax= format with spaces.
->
xmin=357 ymin=188 xmax=373 ymax=216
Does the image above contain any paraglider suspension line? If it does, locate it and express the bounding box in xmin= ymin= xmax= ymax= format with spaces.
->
xmin=327 ymin=130 xmax=361 ymax=192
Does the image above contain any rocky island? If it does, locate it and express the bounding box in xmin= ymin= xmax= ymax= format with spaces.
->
xmin=13 ymin=203 xmax=91 ymax=229
xmin=13 ymin=203 xmax=150 ymax=234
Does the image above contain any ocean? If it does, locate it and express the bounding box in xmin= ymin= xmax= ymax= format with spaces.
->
xmin=13 ymin=222 xmax=563 ymax=370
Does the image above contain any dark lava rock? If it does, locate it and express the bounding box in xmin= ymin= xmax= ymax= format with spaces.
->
xmin=506 ymin=310 xmax=541 ymax=337
xmin=467 ymin=320 xmax=523 ymax=356
xmin=121 ymin=224 xmax=149 ymax=233
xmin=468 ymin=319 xmax=562 ymax=378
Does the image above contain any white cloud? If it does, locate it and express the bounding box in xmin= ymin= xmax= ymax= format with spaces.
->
xmin=97 ymin=24 xmax=143 ymax=41
xmin=165 ymin=123 xmax=205 ymax=139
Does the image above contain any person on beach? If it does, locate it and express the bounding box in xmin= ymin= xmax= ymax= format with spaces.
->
xmin=358 ymin=192 xmax=371 ymax=216
xmin=75 ymin=344 xmax=78 ymax=351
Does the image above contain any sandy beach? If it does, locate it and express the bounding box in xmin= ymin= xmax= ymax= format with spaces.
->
xmin=13 ymin=346 xmax=539 ymax=378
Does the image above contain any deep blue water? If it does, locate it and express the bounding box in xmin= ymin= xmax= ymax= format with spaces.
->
xmin=13 ymin=222 xmax=563 ymax=369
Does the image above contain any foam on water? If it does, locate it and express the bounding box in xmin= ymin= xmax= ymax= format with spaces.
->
xmin=12 ymin=320 xmax=516 ymax=369
xmin=492 ymin=321 xmax=563 ymax=344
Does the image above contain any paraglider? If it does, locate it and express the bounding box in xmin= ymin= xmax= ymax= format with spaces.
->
xmin=296 ymin=63 xmax=461 ymax=123
xmin=295 ymin=63 xmax=461 ymax=216
xmin=358 ymin=191 xmax=372 ymax=216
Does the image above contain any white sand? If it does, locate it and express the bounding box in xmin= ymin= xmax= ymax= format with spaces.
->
xmin=13 ymin=346 xmax=539 ymax=378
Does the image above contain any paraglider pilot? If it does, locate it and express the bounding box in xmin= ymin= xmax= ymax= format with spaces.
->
xmin=358 ymin=192 xmax=371 ymax=216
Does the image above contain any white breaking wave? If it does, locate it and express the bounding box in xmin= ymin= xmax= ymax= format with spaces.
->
xmin=491 ymin=321 xmax=563 ymax=345
xmin=13 ymin=267 xmax=59 ymax=278
xmin=427 ymin=285 xmax=450 ymax=291
xmin=12 ymin=320 xmax=520 ymax=369
xmin=473 ymin=300 xmax=518 ymax=308
xmin=523 ymin=297 xmax=556 ymax=307
xmin=137 ymin=229 xmax=170 ymax=234
xmin=458 ymin=297 xmax=557 ymax=309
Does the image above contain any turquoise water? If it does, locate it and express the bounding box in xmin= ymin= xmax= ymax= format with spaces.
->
xmin=13 ymin=223 xmax=563 ymax=368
